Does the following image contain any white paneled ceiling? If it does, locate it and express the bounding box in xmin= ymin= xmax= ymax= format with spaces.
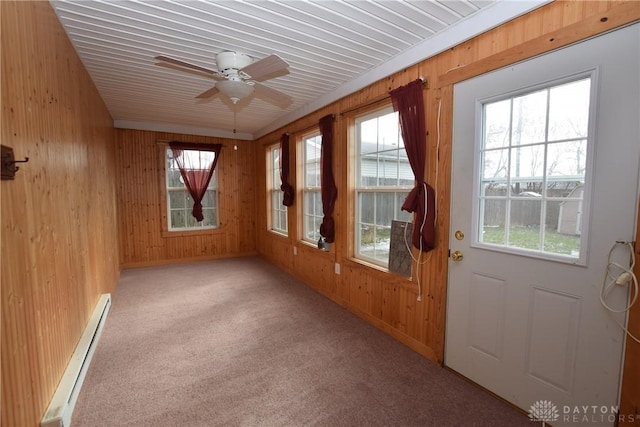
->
xmin=50 ymin=0 xmax=547 ymax=140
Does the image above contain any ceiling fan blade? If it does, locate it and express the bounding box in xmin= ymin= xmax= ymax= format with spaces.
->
xmin=155 ymin=55 xmax=216 ymax=76
xmin=195 ymin=86 xmax=220 ymax=99
xmin=240 ymin=54 xmax=289 ymax=80
xmin=155 ymin=62 xmax=218 ymax=80
xmin=253 ymin=82 xmax=293 ymax=108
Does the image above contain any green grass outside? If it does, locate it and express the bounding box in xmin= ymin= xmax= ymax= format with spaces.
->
xmin=483 ymin=226 xmax=580 ymax=255
xmin=362 ymin=224 xmax=581 ymax=256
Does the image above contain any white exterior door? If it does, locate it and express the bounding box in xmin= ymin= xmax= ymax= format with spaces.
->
xmin=446 ymin=24 xmax=639 ymax=427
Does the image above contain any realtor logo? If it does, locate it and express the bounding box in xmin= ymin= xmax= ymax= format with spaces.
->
xmin=529 ymin=400 xmax=560 ymax=422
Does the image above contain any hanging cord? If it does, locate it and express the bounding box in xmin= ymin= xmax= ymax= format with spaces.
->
xmin=599 ymin=241 xmax=640 ymax=344
xmin=403 ymin=183 xmax=430 ymax=301
xmin=233 ymin=106 xmax=237 ymax=134
xmin=403 ymin=98 xmax=442 ymax=302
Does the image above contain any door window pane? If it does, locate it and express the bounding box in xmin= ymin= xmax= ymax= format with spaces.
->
xmin=480 ymin=198 xmax=506 ymax=245
xmin=483 ymin=99 xmax=511 ymax=150
xmin=548 ymin=79 xmax=591 ymax=140
xmin=508 ymin=199 xmax=542 ymax=250
xmin=511 ymin=89 xmax=547 ymax=145
xmin=483 ymin=150 xmax=508 ymax=180
xmin=547 ymin=140 xmax=587 ymax=179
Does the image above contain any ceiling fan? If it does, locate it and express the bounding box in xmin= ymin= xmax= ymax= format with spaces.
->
xmin=155 ymin=51 xmax=293 ymax=107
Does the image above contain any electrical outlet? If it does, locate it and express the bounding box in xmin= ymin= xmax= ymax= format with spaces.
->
xmin=335 ymin=263 xmax=340 ymax=275
xmin=293 ymin=246 xmax=297 ymax=256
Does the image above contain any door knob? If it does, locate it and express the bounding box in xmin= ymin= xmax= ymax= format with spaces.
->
xmin=451 ymin=250 xmax=464 ymax=261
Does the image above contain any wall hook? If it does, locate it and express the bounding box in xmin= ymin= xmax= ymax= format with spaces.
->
xmin=1 ymin=145 xmax=29 ymax=180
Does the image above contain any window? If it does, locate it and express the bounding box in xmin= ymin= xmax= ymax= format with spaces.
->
xmin=478 ymin=77 xmax=591 ymax=259
xmin=355 ymin=106 xmax=414 ymax=267
xmin=302 ymin=132 xmax=322 ymax=244
xmin=268 ymin=144 xmax=288 ymax=235
xmin=165 ymin=147 xmax=218 ymax=231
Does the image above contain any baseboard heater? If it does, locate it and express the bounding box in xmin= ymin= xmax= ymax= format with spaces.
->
xmin=41 ymin=293 xmax=111 ymax=427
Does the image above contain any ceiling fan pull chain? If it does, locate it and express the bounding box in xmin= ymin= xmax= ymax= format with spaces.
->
xmin=233 ymin=106 xmax=237 ymax=134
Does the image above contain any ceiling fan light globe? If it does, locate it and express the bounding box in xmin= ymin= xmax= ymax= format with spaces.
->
xmin=216 ymin=79 xmax=254 ymax=103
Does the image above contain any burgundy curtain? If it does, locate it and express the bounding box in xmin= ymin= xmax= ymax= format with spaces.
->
xmin=169 ymin=141 xmax=222 ymax=222
xmin=389 ymin=79 xmax=436 ymax=251
xmin=279 ymin=133 xmax=294 ymax=207
xmin=319 ymin=114 xmax=337 ymax=243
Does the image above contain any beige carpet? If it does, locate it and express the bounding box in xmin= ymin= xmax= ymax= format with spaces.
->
xmin=72 ymin=256 xmax=530 ymax=427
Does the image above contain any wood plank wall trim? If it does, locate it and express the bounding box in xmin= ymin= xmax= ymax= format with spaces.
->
xmin=438 ymin=2 xmax=640 ymax=87
xmin=1 ymin=2 xmax=120 ymax=426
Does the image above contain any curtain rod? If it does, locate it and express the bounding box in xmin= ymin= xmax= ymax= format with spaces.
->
xmin=339 ymin=77 xmax=428 ymax=117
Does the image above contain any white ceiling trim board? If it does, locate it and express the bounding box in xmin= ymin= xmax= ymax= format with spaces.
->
xmin=114 ymin=120 xmax=253 ymax=141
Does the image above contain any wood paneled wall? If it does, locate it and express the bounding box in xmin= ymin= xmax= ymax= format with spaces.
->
xmin=116 ymin=129 xmax=256 ymax=267
xmin=2 ymin=2 xmax=637 ymax=426
xmin=254 ymin=0 xmax=639 ymax=400
xmin=1 ymin=2 xmax=120 ymax=426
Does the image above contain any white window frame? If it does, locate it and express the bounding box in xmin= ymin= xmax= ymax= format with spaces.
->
xmin=165 ymin=147 xmax=218 ymax=232
xmin=302 ymin=131 xmax=322 ymax=245
xmin=472 ymin=73 xmax=596 ymax=265
xmin=268 ymin=144 xmax=288 ymax=236
xmin=354 ymin=105 xmax=414 ymax=268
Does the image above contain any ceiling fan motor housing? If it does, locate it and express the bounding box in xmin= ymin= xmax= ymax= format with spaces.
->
xmin=216 ymin=51 xmax=253 ymax=73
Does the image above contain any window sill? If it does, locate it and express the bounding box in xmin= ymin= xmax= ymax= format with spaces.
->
xmin=298 ymin=239 xmax=336 ymax=258
xmin=342 ymin=257 xmax=415 ymax=286
xmin=268 ymin=229 xmax=289 ymax=239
